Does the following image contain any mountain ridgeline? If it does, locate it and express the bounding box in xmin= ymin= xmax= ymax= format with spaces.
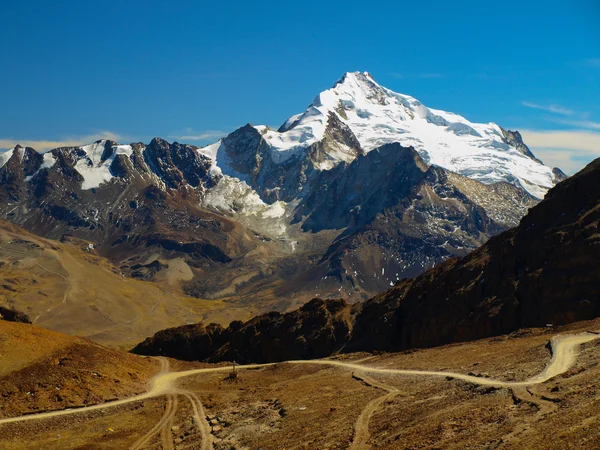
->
xmin=132 ymin=157 xmax=600 ymax=363
xmin=0 ymin=72 xmax=563 ymax=309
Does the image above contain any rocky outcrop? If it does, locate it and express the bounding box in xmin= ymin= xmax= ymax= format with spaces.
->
xmin=499 ymin=127 xmax=541 ymax=163
xmin=220 ymin=114 xmax=363 ymax=203
xmin=0 ymin=306 xmax=31 ymax=323
xmin=552 ymin=167 xmax=568 ymax=184
xmin=132 ymin=298 xmax=355 ymax=363
xmin=296 ymin=143 xmax=428 ymax=232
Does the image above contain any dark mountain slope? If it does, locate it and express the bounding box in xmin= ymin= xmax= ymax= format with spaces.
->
xmin=351 ymin=156 xmax=600 ymax=352
xmin=132 ymin=157 xmax=600 ymax=363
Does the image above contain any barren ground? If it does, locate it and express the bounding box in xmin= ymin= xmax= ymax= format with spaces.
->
xmin=2 ymin=318 xmax=600 ymax=449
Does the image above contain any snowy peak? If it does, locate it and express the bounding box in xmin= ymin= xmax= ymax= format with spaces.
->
xmin=0 ymin=138 xmax=220 ymax=193
xmin=230 ymin=71 xmax=562 ymax=199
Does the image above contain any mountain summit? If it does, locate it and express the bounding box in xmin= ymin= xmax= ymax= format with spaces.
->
xmin=203 ymin=71 xmax=565 ymax=200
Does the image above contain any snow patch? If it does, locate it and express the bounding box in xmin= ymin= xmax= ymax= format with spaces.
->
xmin=75 ymin=141 xmax=133 ymax=190
xmin=263 ymin=201 xmax=286 ymax=218
xmin=0 ymin=149 xmax=13 ymax=168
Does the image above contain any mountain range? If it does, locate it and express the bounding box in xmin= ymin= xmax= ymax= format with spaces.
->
xmin=132 ymin=154 xmax=600 ymax=363
xmin=0 ymin=72 xmax=565 ymax=322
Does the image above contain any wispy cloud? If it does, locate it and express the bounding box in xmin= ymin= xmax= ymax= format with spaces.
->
xmin=521 ymin=129 xmax=600 ymax=174
xmin=521 ymin=101 xmax=574 ymax=116
xmin=550 ymin=118 xmax=600 ymax=131
xmin=522 ymin=99 xmax=600 ymax=134
xmin=0 ymin=131 xmax=123 ymax=152
xmin=168 ymin=129 xmax=228 ymax=142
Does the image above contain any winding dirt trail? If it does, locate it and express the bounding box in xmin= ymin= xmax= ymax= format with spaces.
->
xmin=1 ymin=331 xmax=598 ymax=448
xmin=125 ymin=358 xmax=213 ymax=450
xmin=350 ymin=371 xmax=403 ymax=450
xmin=33 ymin=260 xmax=71 ymax=323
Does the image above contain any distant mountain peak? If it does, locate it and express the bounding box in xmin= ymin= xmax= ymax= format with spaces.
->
xmin=213 ymin=71 xmax=560 ymax=199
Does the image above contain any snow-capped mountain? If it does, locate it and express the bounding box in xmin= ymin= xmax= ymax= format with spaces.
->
xmin=204 ymin=71 xmax=564 ymax=200
xmin=0 ymin=71 xmax=566 ymax=305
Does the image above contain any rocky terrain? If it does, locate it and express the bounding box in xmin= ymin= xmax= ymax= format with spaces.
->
xmin=0 ymin=72 xmax=560 ymax=309
xmin=0 ymin=320 xmax=159 ymax=419
xmin=3 ymin=317 xmax=600 ymax=449
xmin=133 ymin=156 xmax=600 ymax=363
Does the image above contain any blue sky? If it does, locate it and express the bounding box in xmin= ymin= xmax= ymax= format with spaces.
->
xmin=1 ymin=0 xmax=598 ymax=173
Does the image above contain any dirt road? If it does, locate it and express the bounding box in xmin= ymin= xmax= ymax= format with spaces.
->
xmin=350 ymin=371 xmax=403 ymax=450
xmin=0 ymin=331 xmax=597 ymax=440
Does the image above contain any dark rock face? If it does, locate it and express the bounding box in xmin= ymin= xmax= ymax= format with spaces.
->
xmin=500 ymin=127 xmax=541 ymax=163
xmin=221 ymin=114 xmax=364 ymax=203
xmin=221 ymin=123 xmax=311 ymax=203
xmin=0 ymin=306 xmax=32 ymax=323
xmin=306 ymin=112 xmax=363 ymax=169
xmin=132 ymin=157 xmax=600 ymax=363
xmin=129 ymin=259 xmax=169 ymax=280
xmin=552 ymin=167 xmax=568 ymax=184
xmin=143 ymin=138 xmax=214 ymax=189
xmin=0 ymin=147 xmax=43 ymax=201
xmin=297 ymin=143 xmax=428 ymax=232
xmin=132 ymin=322 xmax=229 ymax=361
xmin=221 ymin=124 xmax=265 ymax=179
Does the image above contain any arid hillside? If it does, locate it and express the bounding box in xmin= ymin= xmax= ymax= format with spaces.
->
xmin=0 ymin=219 xmax=258 ymax=349
xmin=2 ymin=318 xmax=600 ymax=449
xmin=0 ymin=320 xmax=159 ymax=419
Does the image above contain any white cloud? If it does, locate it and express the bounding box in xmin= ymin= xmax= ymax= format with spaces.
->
xmin=521 ymin=101 xmax=574 ymax=116
xmin=168 ymin=130 xmax=227 ymax=141
xmin=0 ymin=131 xmax=123 ymax=152
xmin=521 ymin=129 xmax=600 ymax=174
xmin=550 ymin=118 xmax=600 ymax=131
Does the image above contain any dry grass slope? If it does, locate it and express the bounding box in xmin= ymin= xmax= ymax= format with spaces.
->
xmin=0 ymin=219 xmax=251 ymax=349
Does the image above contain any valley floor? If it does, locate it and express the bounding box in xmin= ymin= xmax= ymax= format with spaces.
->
xmin=2 ymin=318 xmax=600 ymax=449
